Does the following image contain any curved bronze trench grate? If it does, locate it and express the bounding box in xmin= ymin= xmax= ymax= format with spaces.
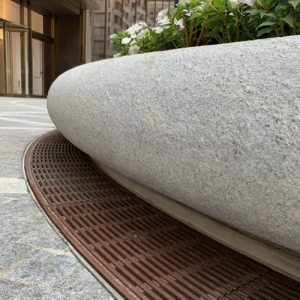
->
xmin=25 ymin=130 xmax=300 ymax=300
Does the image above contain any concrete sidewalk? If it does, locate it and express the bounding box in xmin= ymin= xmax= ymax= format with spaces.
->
xmin=0 ymin=97 xmax=112 ymax=300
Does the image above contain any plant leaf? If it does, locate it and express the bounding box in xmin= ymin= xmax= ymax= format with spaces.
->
xmin=260 ymin=10 xmax=268 ymax=17
xmin=204 ymin=31 xmax=216 ymax=37
xmin=283 ymin=15 xmax=294 ymax=27
xmin=242 ymin=25 xmax=255 ymax=39
xmin=245 ymin=9 xmax=268 ymax=16
xmin=212 ymin=0 xmax=224 ymax=7
xmin=289 ymin=0 xmax=300 ymax=8
xmin=245 ymin=9 xmax=260 ymax=13
xmin=265 ymin=13 xmax=278 ymax=19
xmin=257 ymin=26 xmax=275 ymax=36
xmin=189 ymin=13 xmax=202 ymax=20
xmin=203 ymin=15 xmax=221 ymax=23
xmin=257 ymin=21 xmax=277 ymax=28
xmin=269 ymin=0 xmax=279 ymax=9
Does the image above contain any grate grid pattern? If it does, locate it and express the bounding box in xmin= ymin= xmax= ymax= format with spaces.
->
xmin=25 ymin=130 xmax=300 ymax=300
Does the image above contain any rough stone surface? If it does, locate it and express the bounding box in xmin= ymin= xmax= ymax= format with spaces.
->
xmin=0 ymin=240 xmax=32 ymax=273
xmin=60 ymin=267 xmax=114 ymax=300
xmin=20 ymin=224 xmax=70 ymax=252
xmin=7 ymin=249 xmax=81 ymax=290
xmin=0 ymin=98 xmax=113 ymax=299
xmin=48 ymin=36 xmax=300 ymax=254
xmin=0 ymin=278 xmax=26 ymax=299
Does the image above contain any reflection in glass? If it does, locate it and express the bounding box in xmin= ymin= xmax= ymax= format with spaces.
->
xmin=0 ymin=25 xmax=5 ymax=93
xmin=107 ymin=0 xmax=123 ymax=57
xmin=147 ymin=0 xmax=155 ymax=26
xmin=31 ymin=11 xmax=44 ymax=34
xmin=44 ymin=41 xmax=54 ymax=95
xmin=90 ymin=0 xmax=175 ymax=59
xmin=169 ymin=0 xmax=176 ymax=12
xmin=155 ymin=0 xmax=163 ymax=19
xmin=136 ymin=0 xmax=146 ymax=24
xmin=0 ymin=19 xmax=31 ymax=95
xmin=11 ymin=30 xmax=22 ymax=94
xmin=2 ymin=0 xmax=20 ymax=23
xmin=32 ymin=38 xmax=43 ymax=96
xmin=123 ymin=0 xmax=136 ymax=30
xmin=91 ymin=0 xmax=106 ymax=61
xmin=162 ymin=0 xmax=170 ymax=11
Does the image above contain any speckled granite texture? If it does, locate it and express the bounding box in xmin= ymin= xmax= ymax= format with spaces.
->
xmin=48 ymin=36 xmax=300 ymax=254
xmin=0 ymin=98 xmax=113 ymax=299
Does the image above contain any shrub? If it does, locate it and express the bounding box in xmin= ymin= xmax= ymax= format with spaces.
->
xmin=110 ymin=0 xmax=300 ymax=56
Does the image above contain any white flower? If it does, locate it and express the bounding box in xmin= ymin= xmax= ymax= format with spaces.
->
xmin=153 ymin=27 xmax=164 ymax=34
xmin=126 ymin=28 xmax=136 ymax=35
xmin=156 ymin=8 xmax=168 ymax=22
xmin=126 ymin=23 xmax=142 ymax=35
xmin=230 ymin=0 xmax=239 ymax=7
xmin=183 ymin=9 xmax=192 ymax=16
xmin=113 ymin=53 xmax=121 ymax=58
xmin=174 ymin=18 xmax=184 ymax=30
xmin=131 ymin=34 xmax=137 ymax=39
xmin=179 ymin=0 xmax=190 ymax=3
xmin=230 ymin=0 xmax=254 ymax=7
xmin=128 ymin=45 xmax=140 ymax=55
xmin=137 ymin=29 xmax=150 ymax=39
xmin=139 ymin=22 xmax=147 ymax=27
xmin=202 ymin=0 xmax=211 ymax=8
xmin=121 ymin=37 xmax=131 ymax=44
xmin=110 ymin=34 xmax=117 ymax=38
xmin=126 ymin=27 xmax=140 ymax=35
xmin=242 ymin=0 xmax=255 ymax=5
xmin=157 ymin=16 xmax=171 ymax=27
xmin=229 ymin=12 xmax=234 ymax=16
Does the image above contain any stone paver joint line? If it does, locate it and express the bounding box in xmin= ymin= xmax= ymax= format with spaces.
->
xmin=0 ymin=98 xmax=112 ymax=300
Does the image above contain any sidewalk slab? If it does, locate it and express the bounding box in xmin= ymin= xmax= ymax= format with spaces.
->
xmin=0 ymin=97 xmax=113 ymax=300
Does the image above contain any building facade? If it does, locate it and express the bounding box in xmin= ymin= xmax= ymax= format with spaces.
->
xmin=0 ymin=0 xmax=174 ymax=98
xmin=89 ymin=0 xmax=175 ymax=61
xmin=0 ymin=0 xmax=99 ymax=97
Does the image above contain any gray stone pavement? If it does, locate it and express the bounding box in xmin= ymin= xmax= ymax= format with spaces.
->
xmin=0 ymin=97 xmax=113 ymax=300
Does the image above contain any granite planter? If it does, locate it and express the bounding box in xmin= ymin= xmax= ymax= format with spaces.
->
xmin=48 ymin=36 xmax=300 ymax=254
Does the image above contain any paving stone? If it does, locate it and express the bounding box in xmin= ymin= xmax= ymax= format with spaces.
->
xmin=0 ymin=198 xmax=39 ymax=218
xmin=0 ymin=165 xmax=23 ymax=179
xmin=0 ymin=278 xmax=26 ymax=299
xmin=0 ymin=178 xmax=27 ymax=194
xmin=0 ymin=192 xmax=31 ymax=200
xmin=0 ymin=216 xmax=46 ymax=241
xmin=29 ymin=211 xmax=49 ymax=223
xmin=60 ymin=267 xmax=113 ymax=299
xmin=0 ymin=194 xmax=19 ymax=204
xmin=0 ymin=98 xmax=112 ymax=299
xmin=7 ymin=249 xmax=81 ymax=290
xmin=0 ymin=240 xmax=32 ymax=272
xmin=20 ymin=224 xmax=69 ymax=252
xmin=12 ymin=287 xmax=78 ymax=300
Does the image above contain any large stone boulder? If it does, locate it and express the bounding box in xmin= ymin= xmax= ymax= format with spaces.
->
xmin=48 ymin=36 xmax=300 ymax=254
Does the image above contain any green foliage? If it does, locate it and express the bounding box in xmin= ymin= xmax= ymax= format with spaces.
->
xmin=110 ymin=0 xmax=300 ymax=56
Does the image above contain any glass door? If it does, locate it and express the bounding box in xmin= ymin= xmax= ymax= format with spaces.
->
xmin=0 ymin=23 xmax=5 ymax=93
xmin=0 ymin=19 xmax=31 ymax=96
xmin=32 ymin=38 xmax=44 ymax=96
xmin=32 ymin=31 xmax=54 ymax=97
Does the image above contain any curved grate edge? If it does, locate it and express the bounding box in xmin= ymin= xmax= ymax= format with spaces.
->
xmin=25 ymin=130 xmax=300 ymax=300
